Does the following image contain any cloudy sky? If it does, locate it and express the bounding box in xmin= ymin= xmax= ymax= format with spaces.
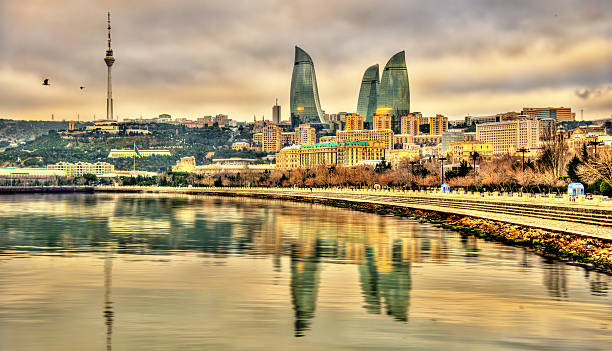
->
xmin=1 ymin=0 xmax=611 ymax=121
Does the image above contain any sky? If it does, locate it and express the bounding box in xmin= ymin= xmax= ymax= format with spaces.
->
xmin=0 ymin=0 xmax=611 ymax=122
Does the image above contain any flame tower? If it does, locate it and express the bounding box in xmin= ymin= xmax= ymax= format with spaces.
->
xmin=104 ymin=12 xmax=115 ymax=121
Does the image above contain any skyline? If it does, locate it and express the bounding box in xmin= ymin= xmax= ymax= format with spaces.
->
xmin=1 ymin=0 xmax=611 ymax=121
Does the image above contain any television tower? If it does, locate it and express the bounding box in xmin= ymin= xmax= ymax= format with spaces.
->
xmin=104 ymin=12 xmax=115 ymax=121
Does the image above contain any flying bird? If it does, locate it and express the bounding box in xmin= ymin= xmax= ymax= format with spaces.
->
xmin=79 ymin=86 xmax=85 ymax=90
xmin=42 ymin=78 xmax=50 ymax=86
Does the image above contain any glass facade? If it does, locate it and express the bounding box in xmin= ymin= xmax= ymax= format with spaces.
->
xmin=356 ymin=64 xmax=379 ymax=125
xmin=378 ymin=51 xmax=410 ymax=133
xmin=290 ymin=46 xmax=325 ymax=127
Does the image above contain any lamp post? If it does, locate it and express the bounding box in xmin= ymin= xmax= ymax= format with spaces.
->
xmin=587 ymin=140 xmax=603 ymax=156
xmin=408 ymin=160 xmax=418 ymax=189
xmin=469 ymin=151 xmax=479 ymax=188
xmin=439 ymin=157 xmax=447 ymax=185
xmin=517 ymin=147 xmax=528 ymax=172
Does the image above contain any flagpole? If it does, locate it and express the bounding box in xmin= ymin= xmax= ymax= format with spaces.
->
xmin=133 ymin=153 xmax=135 ymax=172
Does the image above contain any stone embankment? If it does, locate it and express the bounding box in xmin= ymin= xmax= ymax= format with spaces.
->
xmin=96 ymin=186 xmax=612 ymax=271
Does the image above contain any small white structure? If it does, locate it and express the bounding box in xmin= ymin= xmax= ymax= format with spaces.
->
xmin=441 ymin=183 xmax=450 ymax=193
xmin=567 ymin=183 xmax=584 ymax=196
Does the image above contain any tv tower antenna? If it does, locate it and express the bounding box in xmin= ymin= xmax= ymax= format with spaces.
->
xmin=104 ymin=12 xmax=116 ymax=121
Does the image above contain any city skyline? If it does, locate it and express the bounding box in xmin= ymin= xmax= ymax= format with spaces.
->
xmin=1 ymin=0 xmax=611 ymax=121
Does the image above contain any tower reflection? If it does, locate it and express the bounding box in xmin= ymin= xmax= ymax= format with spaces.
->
xmin=290 ymin=232 xmax=321 ymax=337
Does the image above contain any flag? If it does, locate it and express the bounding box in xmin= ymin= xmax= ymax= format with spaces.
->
xmin=134 ymin=144 xmax=143 ymax=159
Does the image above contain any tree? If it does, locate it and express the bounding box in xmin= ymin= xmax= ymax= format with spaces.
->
xmin=577 ymin=149 xmax=612 ymax=186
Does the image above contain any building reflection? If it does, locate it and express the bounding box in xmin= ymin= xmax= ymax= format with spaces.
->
xmin=290 ymin=234 xmax=321 ymax=337
xmin=358 ymin=245 xmax=412 ymax=322
xmin=542 ymin=259 xmax=568 ymax=299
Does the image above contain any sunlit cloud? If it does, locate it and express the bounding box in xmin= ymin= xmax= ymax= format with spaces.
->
xmin=1 ymin=0 xmax=611 ymax=121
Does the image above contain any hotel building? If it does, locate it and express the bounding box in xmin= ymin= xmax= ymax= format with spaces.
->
xmin=276 ymin=141 xmax=386 ymax=169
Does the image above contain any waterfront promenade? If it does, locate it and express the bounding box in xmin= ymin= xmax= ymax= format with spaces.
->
xmin=95 ymin=186 xmax=612 ymax=241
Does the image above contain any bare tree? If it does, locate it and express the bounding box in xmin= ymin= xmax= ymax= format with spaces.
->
xmin=577 ymin=149 xmax=612 ymax=185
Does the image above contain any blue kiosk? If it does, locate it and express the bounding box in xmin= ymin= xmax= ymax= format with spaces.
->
xmin=567 ymin=183 xmax=584 ymax=197
xmin=441 ymin=183 xmax=450 ymax=194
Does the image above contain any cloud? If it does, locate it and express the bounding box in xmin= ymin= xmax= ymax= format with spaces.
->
xmin=1 ymin=0 xmax=612 ymax=120
xmin=575 ymin=86 xmax=612 ymax=100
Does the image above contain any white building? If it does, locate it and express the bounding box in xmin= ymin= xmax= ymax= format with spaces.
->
xmin=107 ymin=149 xmax=172 ymax=158
xmin=476 ymin=119 xmax=545 ymax=154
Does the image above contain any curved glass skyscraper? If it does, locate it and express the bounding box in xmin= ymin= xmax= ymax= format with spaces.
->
xmin=378 ymin=51 xmax=410 ymax=133
xmin=356 ymin=64 xmax=379 ymax=125
xmin=290 ymin=46 xmax=325 ymax=127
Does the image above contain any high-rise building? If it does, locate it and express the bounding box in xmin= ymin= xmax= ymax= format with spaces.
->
xmin=290 ymin=46 xmax=325 ymax=127
xmin=345 ymin=113 xmax=364 ymax=131
xmin=273 ymin=99 xmax=281 ymax=124
xmin=373 ymin=108 xmax=392 ymax=130
xmin=377 ymin=51 xmax=410 ymax=133
xmin=356 ymin=64 xmax=379 ymax=125
xmin=522 ymin=107 xmax=574 ymax=122
xmin=262 ymin=124 xmax=282 ymax=153
xmin=295 ymin=124 xmax=317 ymax=145
xmin=104 ymin=12 xmax=116 ymax=121
xmin=429 ymin=114 xmax=448 ymax=135
xmin=400 ymin=114 xmax=420 ymax=135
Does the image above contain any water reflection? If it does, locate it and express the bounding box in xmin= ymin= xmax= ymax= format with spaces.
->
xmin=104 ymin=251 xmax=113 ymax=351
xmin=0 ymin=193 xmax=610 ymax=349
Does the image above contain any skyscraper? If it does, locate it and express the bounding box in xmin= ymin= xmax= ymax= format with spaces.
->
xmin=104 ymin=12 xmax=115 ymax=121
xmin=356 ymin=64 xmax=379 ymax=125
xmin=290 ymin=46 xmax=325 ymax=127
xmin=378 ymin=51 xmax=410 ymax=133
xmin=272 ymin=99 xmax=281 ymax=124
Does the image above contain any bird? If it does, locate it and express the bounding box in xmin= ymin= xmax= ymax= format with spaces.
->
xmin=79 ymin=86 xmax=85 ymax=90
xmin=42 ymin=78 xmax=50 ymax=86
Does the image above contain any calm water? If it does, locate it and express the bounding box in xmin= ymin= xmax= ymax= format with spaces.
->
xmin=0 ymin=194 xmax=610 ymax=350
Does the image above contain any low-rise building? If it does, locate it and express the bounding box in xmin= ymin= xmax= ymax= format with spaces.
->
xmin=47 ymin=162 xmax=114 ymax=176
xmin=172 ymin=157 xmax=196 ymax=172
xmin=448 ymin=140 xmax=494 ymax=163
xmin=0 ymin=167 xmax=66 ymax=178
xmin=231 ymin=141 xmax=250 ymax=150
xmin=389 ymin=148 xmax=420 ymax=167
xmin=413 ymin=134 xmax=442 ymax=146
xmin=86 ymin=125 xmax=120 ymax=134
xmin=107 ymin=149 xmax=172 ymax=158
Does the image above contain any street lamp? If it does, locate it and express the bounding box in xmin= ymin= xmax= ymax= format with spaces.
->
xmin=439 ymin=157 xmax=447 ymax=185
xmin=517 ymin=147 xmax=528 ymax=172
xmin=469 ymin=151 xmax=480 ymax=188
xmin=587 ymin=140 xmax=603 ymax=156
